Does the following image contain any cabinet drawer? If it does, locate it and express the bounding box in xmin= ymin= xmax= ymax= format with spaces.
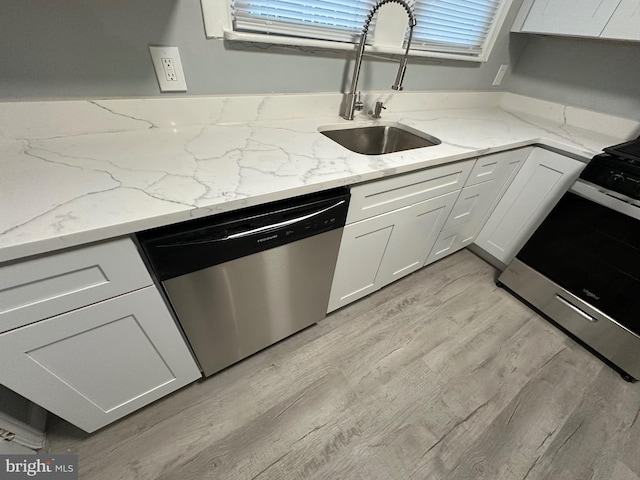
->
xmin=347 ymin=160 xmax=474 ymax=224
xmin=0 ymin=237 xmax=152 ymax=332
xmin=466 ymin=149 xmax=531 ymax=187
xmin=426 ymin=224 xmax=470 ymax=265
xmin=442 ymin=181 xmax=498 ymax=231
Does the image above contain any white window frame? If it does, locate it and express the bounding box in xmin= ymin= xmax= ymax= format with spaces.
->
xmin=200 ymin=0 xmax=513 ymax=63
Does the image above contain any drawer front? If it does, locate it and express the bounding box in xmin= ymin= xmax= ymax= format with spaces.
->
xmin=465 ymin=149 xmax=531 ymax=187
xmin=441 ymin=180 xmax=498 ymax=231
xmin=0 ymin=237 xmax=152 ymax=333
xmin=426 ymin=223 xmax=473 ymax=265
xmin=347 ymin=160 xmax=474 ymax=224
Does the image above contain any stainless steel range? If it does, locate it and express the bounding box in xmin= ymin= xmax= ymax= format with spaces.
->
xmin=498 ymin=138 xmax=640 ymax=381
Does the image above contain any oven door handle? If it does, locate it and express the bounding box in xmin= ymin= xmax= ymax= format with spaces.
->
xmin=554 ymin=294 xmax=598 ymax=323
xmin=571 ymin=179 xmax=640 ymax=221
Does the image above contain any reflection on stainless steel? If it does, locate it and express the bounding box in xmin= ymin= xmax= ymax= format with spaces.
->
xmin=320 ymin=122 xmax=440 ymax=155
xmin=163 ymin=230 xmax=342 ymax=377
xmin=499 ymin=259 xmax=640 ymax=379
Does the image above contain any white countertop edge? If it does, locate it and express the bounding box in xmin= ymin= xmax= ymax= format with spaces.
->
xmin=0 ymin=136 xmax=589 ymax=265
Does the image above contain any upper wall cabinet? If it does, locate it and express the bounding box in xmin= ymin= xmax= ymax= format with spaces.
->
xmin=519 ymin=0 xmax=620 ymax=36
xmin=512 ymin=0 xmax=640 ymax=42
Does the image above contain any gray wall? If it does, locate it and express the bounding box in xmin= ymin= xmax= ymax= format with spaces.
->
xmin=508 ymin=34 xmax=640 ymax=119
xmin=0 ymin=0 xmax=525 ymax=100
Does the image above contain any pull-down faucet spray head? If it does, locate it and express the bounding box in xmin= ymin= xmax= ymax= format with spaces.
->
xmin=343 ymin=0 xmax=416 ymax=120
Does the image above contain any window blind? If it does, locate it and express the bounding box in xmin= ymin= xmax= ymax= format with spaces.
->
xmin=231 ymin=0 xmax=504 ymax=56
xmin=231 ymin=0 xmax=376 ymax=43
xmin=411 ymin=0 xmax=502 ymax=54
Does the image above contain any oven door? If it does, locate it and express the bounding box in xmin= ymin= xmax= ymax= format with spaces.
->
xmin=516 ymin=180 xmax=640 ymax=336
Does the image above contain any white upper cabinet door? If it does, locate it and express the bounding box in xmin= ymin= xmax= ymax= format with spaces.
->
xmin=601 ymin=0 xmax=640 ymax=40
xmin=474 ymin=148 xmax=585 ymax=267
xmin=0 ymin=287 xmax=201 ymax=433
xmin=521 ymin=0 xmax=621 ymax=36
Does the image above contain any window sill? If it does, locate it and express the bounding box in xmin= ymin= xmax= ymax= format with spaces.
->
xmin=222 ymin=30 xmax=487 ymax=63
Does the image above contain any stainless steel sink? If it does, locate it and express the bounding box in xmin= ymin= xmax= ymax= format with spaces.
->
xmin=320 ymin=122 xmax=441 ymax=155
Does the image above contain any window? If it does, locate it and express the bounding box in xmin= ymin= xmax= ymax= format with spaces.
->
xmin=231 ymin=0 xmax=374 ymax=43
xmin=202 ymin=0 xmax=512 ymax=61
xmin=412 ymin=0 xmax=504 ymax=56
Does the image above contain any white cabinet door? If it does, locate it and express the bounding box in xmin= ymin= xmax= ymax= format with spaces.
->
xmin=601 ymin=0 xmax=640 ymax=40
xmin=426 ymin=148 xmax=529 ymax=265
xmin=0 ymin=287 xmax=201 ymax=433
xmin=328 ymin=190 xmax=459 ymax=312
xmin=378 ymin=191 xmax=459 ymax=284
xmin=328 ymin=211 xmax=396 ymax=312
xmin=474 ymin=148 xmax=585 ymax=266
xmin=522 ymin=0 xmax=621 ymax=36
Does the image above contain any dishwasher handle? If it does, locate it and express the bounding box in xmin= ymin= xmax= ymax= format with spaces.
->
xmin=172 ymin=199 xmax=347 ymax=246
xmin=137 ymin=188 xmax=351 ymax=281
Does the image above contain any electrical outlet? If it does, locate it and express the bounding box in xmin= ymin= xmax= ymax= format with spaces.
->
xmin=162 ymin=58 xmax=178 ymax=82
xmin=492 ymin=64 xmax=509 ymax=86
xmin=149 ymin=46 xmax=187 ymax=92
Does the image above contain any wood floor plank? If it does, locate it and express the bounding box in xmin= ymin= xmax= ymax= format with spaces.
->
xmin=44 ymin=249 xmax=640 ymax=480
xmin=522 ymin=366 xmax=640 ymax=480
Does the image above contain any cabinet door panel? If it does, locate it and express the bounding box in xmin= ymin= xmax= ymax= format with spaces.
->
xmin=379 ymin=191 xmax=458 ymax=284
xmin=0 ymin=287 xmax=200 ymax=432
xmin=0 ymin=237 xmax=152 ymax=333
xmin=427 ymin=224 xmax=469 ymax=264
xmin=601 ymin=0 xmax=640 ymax=40
xmin=522 ymin=0 xmax=621 ymax=36
xmin=474 ymin=149 xmax=584 ymax=266
xmin=328 ymin=213 xmax=395 ymax=312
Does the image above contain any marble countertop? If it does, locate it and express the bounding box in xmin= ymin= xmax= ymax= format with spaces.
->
xmin=1 ymin=92 xmax=637 ymax=264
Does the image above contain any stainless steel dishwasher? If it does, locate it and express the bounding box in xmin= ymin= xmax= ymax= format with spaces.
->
xmin=137 ymin=188 xmax=350 ymax=376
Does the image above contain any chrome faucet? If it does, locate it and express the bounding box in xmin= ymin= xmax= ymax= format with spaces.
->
xmin=343 ymin=0 xmax=417 ymax=120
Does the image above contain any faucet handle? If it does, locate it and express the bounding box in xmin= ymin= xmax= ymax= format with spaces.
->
xmin=372 ymin=101 xmax=386 ymax=119
xmin=354 ymin=91 xmax=364 ymax=111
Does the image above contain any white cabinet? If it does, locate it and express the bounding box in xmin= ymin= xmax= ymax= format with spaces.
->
xmin=377 ymin=191 xmax=459 ymax=284
xmin=346 ymin=161 xmax=473 ymax=224
xmin=0 ymin=238 xmax=152 ymax=332
xmin=474 ymin=148 xmax=585 ymax=266
xmin=0 ymin=238 xmax=201 ymax=432
xmin=520 ymin=0 xmax=620 ymax=36
xmin=327 ymin=211 xmax=395 ymax=312
xmin=426 ymin=149 xmax=530 ymax=264
xmin=601 ymin=0 xmax=640 ymax=40
xmin=328 ymin=160 xmax=473 ymax=312
xmin=328 ymin=191 xmax=460 ymax=312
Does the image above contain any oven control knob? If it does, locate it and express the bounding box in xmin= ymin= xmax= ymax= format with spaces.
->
xmin=605 ymin=174 xmax=625 ymax=187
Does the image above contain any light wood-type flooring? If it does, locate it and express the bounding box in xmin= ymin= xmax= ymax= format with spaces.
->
xmin=46 ymin=249 xmax=640 ymax=480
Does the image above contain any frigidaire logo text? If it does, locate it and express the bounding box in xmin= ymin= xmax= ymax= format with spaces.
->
xmin=257 ymin=234 xmax=278 ymax=243
xmin=583 ymin=289 xmax=600 ymax=300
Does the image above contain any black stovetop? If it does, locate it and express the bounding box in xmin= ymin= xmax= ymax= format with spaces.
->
xmin=580 ymin=138 xmax=640 ymax=200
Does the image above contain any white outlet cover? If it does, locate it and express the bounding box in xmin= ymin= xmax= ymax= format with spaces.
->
xmin=492 ymin=64 xmax=509 ymax=86
xmin=149 ymin=46 xmax=187 ymax=93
